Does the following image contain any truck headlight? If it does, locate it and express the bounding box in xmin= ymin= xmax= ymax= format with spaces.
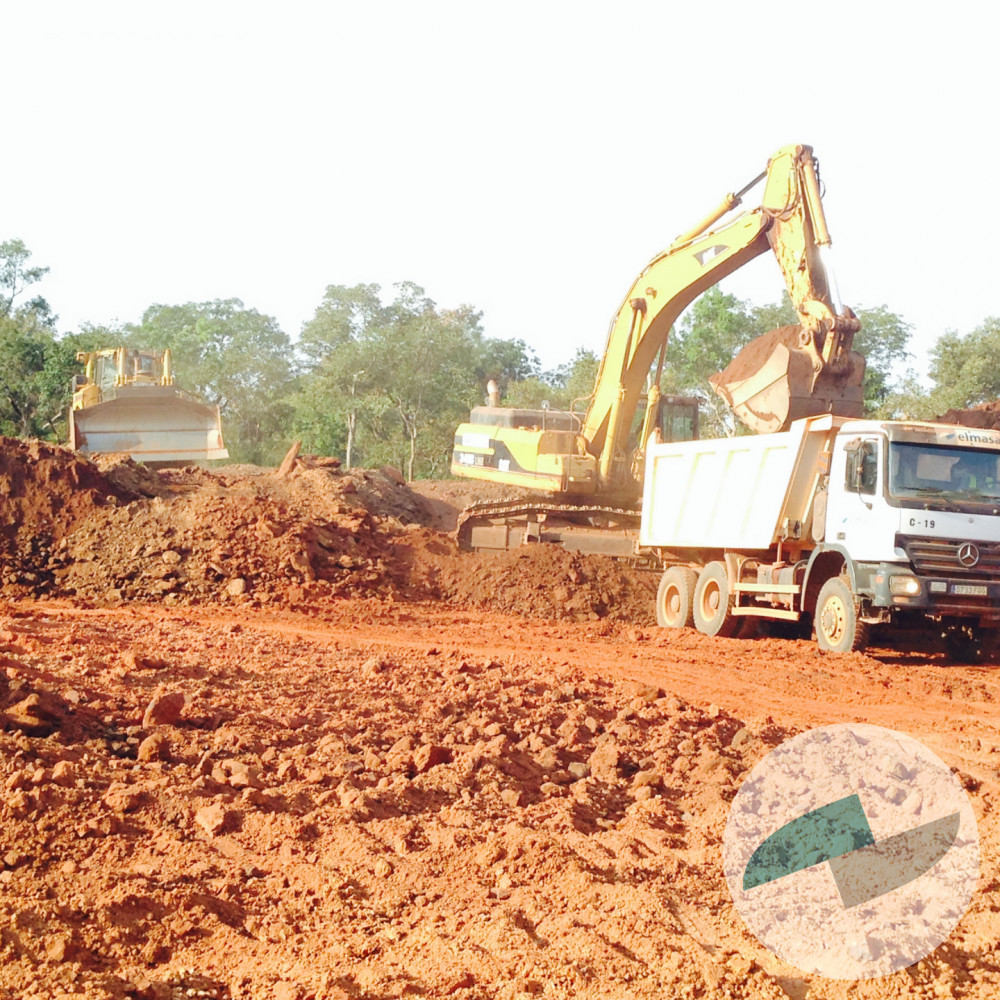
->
xmin=889 ymin=575 xmax=922 ymax=596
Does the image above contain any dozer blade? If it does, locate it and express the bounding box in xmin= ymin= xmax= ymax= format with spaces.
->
xmin=71 ymin=386 xmax=228 ymax=464
xmin=710 ymin=326 xmax=866 ymax=434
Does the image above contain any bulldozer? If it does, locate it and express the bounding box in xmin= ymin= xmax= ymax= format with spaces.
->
xmin=451 ymin=143 xmax=865 ymax=555
xmin=69 ymin=348 xmax=228 ymax=465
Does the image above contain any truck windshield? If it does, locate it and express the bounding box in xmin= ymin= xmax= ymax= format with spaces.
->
xmin=888 ymin=442 xmax=1000 ymax=501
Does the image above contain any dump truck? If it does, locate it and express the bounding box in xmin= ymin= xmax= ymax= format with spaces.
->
xmin=451 ymin=143 xmax=864 ymax=554
xmin=69 ymin=348 xmax=228 ymax=465
xmin=641 ymin=415 xmax=1000 ymax=659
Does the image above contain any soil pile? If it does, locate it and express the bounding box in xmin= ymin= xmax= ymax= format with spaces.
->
xmin=400 ymin=541 xmax=658 ymax=622
xmin=0 ymin=439 xmax=657 ymax=621
xmin=0 ymin=604 xmax=795 ymax=1000
xmin=0 ymin=438 xmax=138 ymax=588
xmin=937 ymin=400 xmax=1000 ymax=431
xmin=0 ymin=601 xmax=997 ymax=999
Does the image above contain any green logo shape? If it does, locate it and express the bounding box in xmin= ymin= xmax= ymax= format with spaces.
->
xmin=744 ymin=791 xmax=960 ymax=908
xmin=744 ymin=793 xmax=875 ymax=891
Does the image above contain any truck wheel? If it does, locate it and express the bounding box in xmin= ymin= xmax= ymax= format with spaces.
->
xmin=693 ymin=562 xmax=740 ymax=637
xmin=656 ymin=566 xmax=698 ymax=629
xmin=814 ymin=577 xmax=869 ymax=653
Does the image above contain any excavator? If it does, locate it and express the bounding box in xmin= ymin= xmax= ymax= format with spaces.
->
xmin=451 ymin=142 xmax=865 ymax=556
xmin=69 ymin=348 xmax=229 ymax=465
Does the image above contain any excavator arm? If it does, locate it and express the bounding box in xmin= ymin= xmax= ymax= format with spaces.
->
xmin=584 ymin=143 xmax=864 ymax=491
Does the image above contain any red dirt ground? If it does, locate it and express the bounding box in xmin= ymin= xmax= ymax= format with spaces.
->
xmin=0 ymin=438 xmax=997 ymax=999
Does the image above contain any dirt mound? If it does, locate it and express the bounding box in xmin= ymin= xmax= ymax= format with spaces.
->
xmin=0 ymin=438 xmax=138 ymax=589
xmin=0 ymin=602 xmax=798 ymax=1000
xmin=937 ymin=399 xmax=1000 ymax=430
xmin=1 ymin=440 xmax=656 ymax=622
xmin=399 ymin=539 xmax=658 ymax=622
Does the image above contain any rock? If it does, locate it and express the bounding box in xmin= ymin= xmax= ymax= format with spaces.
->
xmin=380 ymin=465 xmax=405 ymax=486
xmin=161 ymin=549 xmax=182 ymax=566
xmin=373 ymin=858 xmax=393 ymax=877
xmin=5 ymin=691 xmax=66 ymax=736
xmin=226 ymin=577 xmax=247 ymax=597
xmin=50 ymin=761 xmax=77 ymax=787
xmin=45 ymin=934 xmax=73 ymax=962
xmin=195 ymin=803 xmax=234 ymax=836
xmin=413 ymin=743 xmax=452 ymax=773
xmin=567 ymin=761 xmax=590 ymax=780
xmin=273 ymin=981 xmax=302 ymax=1000
xmin=588 ymin=738 xmax=622 ymax=779
xmin=500 ymin=788 xmax=522 ymax=808
xmin=142 ymin=691 xmax=186 ymax=728
xmin=730 ymin=728 xmax=751 ymax=749
xmin=222 ymin=759 xmax=264 ymax=789
xmin=137 ymin=732 xmax=172 ymax=762
xmin=103 ymin=788 xmax=145 ymax=813
xmin=124 ymin=650 xmax=170 ymax=671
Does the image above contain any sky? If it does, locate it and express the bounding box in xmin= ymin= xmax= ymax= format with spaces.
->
xmin=5 ymin=2 xmax=999 ymax=381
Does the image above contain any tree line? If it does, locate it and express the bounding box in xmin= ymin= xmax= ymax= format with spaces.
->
xmin=0 ymin=237 xmax=997 ymax=475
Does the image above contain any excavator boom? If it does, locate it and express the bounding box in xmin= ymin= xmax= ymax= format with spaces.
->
xmin=451 ymin=142 xmax=865 ymax=522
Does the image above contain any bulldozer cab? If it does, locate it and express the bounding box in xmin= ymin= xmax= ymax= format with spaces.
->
xmin=70 ymin=347 xmax=228 ymax=465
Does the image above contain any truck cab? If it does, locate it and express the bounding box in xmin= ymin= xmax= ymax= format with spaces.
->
xmin=826 ymin=421 xmax=1000 ymax=644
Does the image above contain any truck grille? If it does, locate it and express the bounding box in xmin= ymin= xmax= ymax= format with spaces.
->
xmin=899 ymin=535 xmax=1000 ymax=577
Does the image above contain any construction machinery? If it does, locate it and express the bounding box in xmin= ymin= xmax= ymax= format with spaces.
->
xmin=642 ymin=413 xmax=1000 ymax=660
xmin=451 ymin=142 xmax=865 ymax=555
xmin=69 ymin=348 xmax=228 ymax=465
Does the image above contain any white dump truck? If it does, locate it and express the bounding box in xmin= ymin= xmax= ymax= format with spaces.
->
xmin=640 ymin=414 xmax=1000 ymax=660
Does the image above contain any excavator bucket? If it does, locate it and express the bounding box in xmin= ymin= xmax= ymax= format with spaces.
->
xmin=70 ymin=385 xmax=229 ymax=465
xmin=709 ymin=326 xmax=866 ymax=434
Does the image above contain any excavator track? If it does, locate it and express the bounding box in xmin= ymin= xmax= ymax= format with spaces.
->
xmin=456 ymin=497 xmax=656 ymax=565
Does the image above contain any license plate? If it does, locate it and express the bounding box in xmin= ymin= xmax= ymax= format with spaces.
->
xmin=952 ymin=584 xmax=988 ymax=596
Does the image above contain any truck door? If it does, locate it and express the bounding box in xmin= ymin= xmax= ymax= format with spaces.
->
xmin=829 ymin=435 xmax=896 ymax=561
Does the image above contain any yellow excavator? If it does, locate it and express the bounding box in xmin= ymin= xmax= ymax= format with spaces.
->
xmin=69 ymin=348 xmax=228 ymax=465
xmin=451 ymin=143 xmax=865 ymax=555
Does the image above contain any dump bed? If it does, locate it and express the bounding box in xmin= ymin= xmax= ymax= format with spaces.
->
xmin=640 ymin=415 xmax=840 ymax=551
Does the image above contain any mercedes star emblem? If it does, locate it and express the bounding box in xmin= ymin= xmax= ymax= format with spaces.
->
xmin=957 ymin=542 xmax=980 ymax=568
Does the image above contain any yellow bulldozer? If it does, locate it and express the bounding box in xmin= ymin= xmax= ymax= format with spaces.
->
xmin=451 ymin=142 xmax=866 ymax=555
xmin=69 ymin=348 xmax=228 ymax=465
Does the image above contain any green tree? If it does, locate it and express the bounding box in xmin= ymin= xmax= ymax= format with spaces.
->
xmin=922 ymin=318 xmax=1000 ymax=415
xmin=667 ymin=288 xmax=760 ymax=436
xmin=0 ymin=238 xmax=81 ymax=440
xmin=133 ymin=299 xmax=295 ymax=464
xmin=298 ymin=282 xmax=537 ymax=479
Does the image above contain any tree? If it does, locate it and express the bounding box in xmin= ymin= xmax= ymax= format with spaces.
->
xmin=133 ymin=299 xmax=295 ymax=464
xmin=0 ymin=239 xmax=49 ymax=319
xmin=297 ymin=282 xmax=538 ymax=479
xmin=0 ymin=239 xmax=79 ymax=440
xmin=927 ymin=318 xmax=1000 ymax=411
xmin=666 ymin=288 xmax=760 ymax=436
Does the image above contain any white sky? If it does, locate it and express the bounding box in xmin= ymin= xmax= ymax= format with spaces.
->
xmin=6 ymin=2 xmax=998 ymax=378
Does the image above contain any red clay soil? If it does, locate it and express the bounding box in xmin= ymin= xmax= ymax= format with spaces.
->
xmin=0 ymin=437 xmax=998 ymax=998
xmin=0 ymin=600 xmax=996 ymax=1000
xmin=937 ymin=401 xmax=1000 ymax=431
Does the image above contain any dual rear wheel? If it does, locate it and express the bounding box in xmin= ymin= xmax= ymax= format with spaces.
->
xmin=656 ymin=562 xmax=740 ymax=637
xmin=657 ymin=564 xmax=870 ymax=653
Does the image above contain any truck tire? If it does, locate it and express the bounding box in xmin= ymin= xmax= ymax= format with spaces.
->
xmin=814 ymin=577 xmax=869 ymax=653
xmin=656 ymin=566 xmax=698 ymax=629
xmin=693 ymin=562 xmax=740 ymax=638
